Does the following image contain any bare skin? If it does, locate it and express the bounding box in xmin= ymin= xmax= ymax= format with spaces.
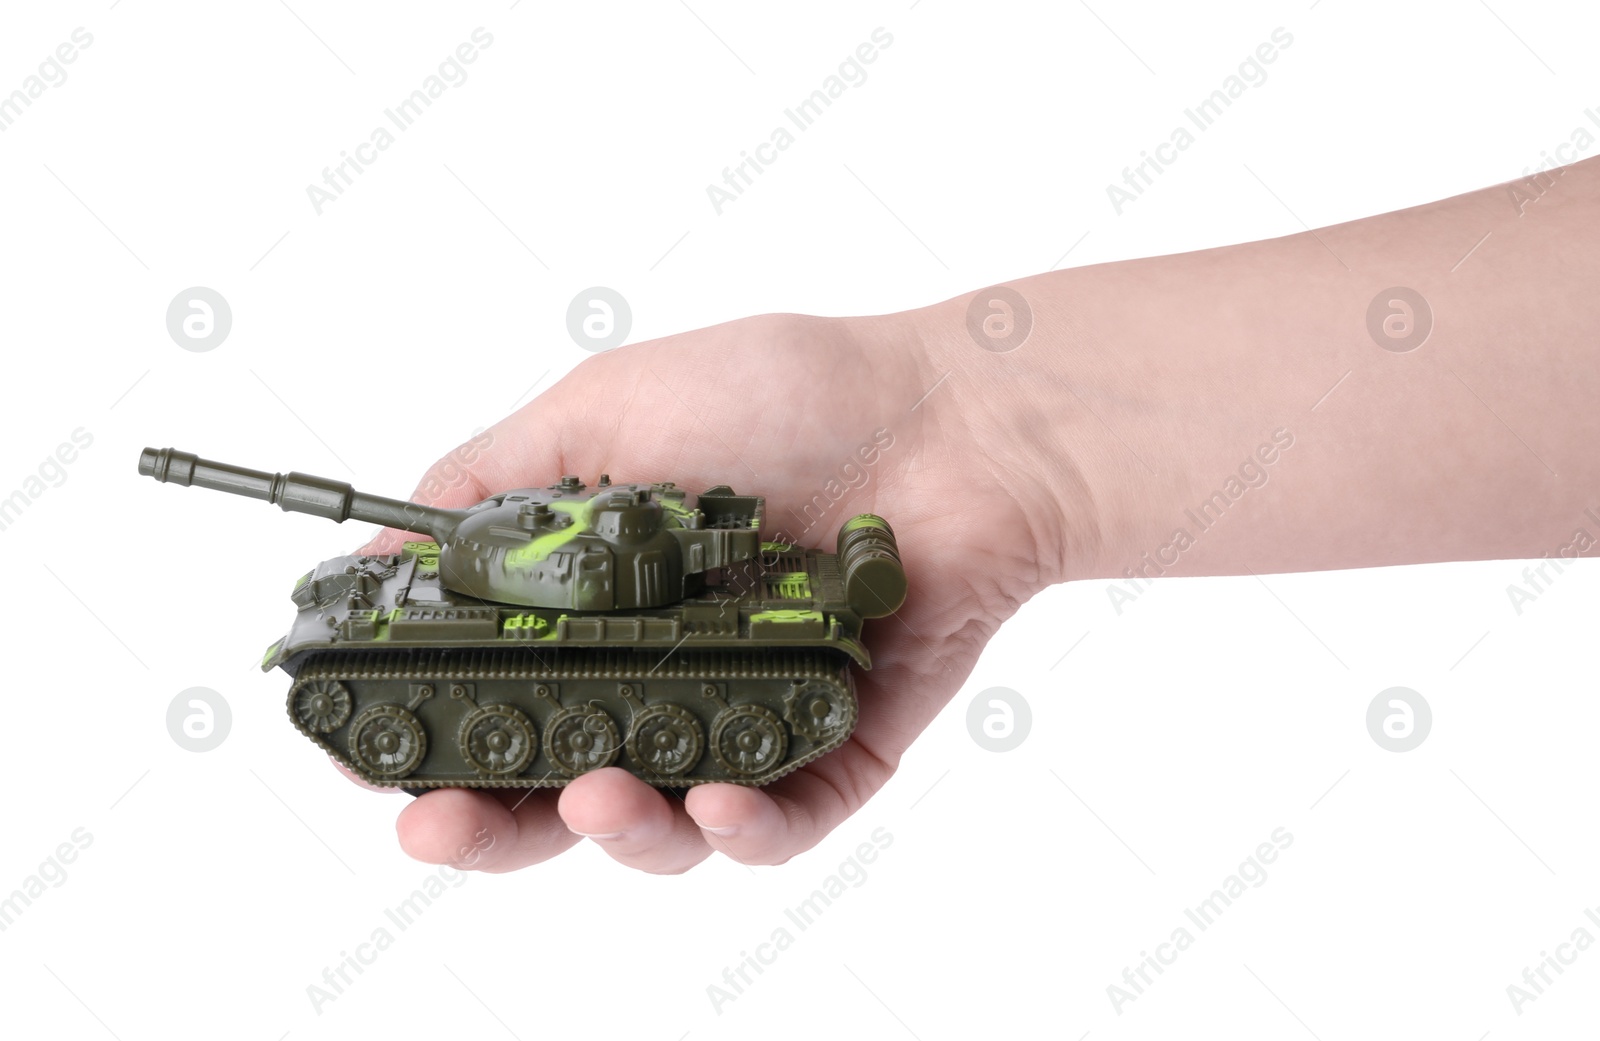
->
xmin=356 ymin=156 xmax=1599 ymax=875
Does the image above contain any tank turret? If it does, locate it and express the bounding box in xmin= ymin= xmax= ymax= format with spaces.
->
xmin=138 ymin=447 xmax=766 ymax=611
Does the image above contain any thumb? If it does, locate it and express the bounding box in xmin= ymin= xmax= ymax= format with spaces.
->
xmin=354 ymin=396 xmax=582 ymax=556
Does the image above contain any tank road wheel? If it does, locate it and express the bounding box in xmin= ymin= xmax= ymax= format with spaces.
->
xmin=291 ymin=678 xmax=352 ymax=734
xmin=784 ymin=678 xmax=856 ymax=743
xmin=348 ymin=705 xmax=427 ymax=780
xmin=710 ymin=705 xmax=788 ymax=779
xmin=626 ymin=704 xmax=705 ymax=778
xmin=544 ymin=706 xmax=621 ymax=777
xmin=459 ymin=704 xmax=537 ymax=778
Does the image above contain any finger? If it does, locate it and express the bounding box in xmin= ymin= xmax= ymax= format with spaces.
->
xmin=355 ymin=405 xmax=583 ymax=556
xmin=356 ymin=453 xmax=498 ymax=556
xmin=685 ymin=740 xmax=894 ymax=865
xmin=396 ymin=788 xmax=581 ymax=872
xmin=557 ymin=768 xmax=713 ymax=875
xmin=331 ymin=757 xmax=405 ymax=794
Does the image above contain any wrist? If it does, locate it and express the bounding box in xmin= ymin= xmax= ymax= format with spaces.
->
xmin=881 ymin=282 xmax=1109 ymax=591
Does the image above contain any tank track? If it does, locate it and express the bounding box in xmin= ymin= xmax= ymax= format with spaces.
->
xmin=285 ymin=647 xmax=857 ymax=789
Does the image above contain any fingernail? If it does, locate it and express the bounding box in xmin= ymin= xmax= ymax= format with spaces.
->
xmin=696 ymin=822 xmax=739 ymax=837
xmin=569 ymin=828 xmax=624 ymax=841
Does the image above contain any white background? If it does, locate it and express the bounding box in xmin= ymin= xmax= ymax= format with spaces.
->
xmin=1 ymin=1 xmax=1596 ymax=1038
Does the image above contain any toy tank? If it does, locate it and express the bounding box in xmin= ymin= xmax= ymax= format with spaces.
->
xmin=138 ymin=448 xmax=906 ymax=789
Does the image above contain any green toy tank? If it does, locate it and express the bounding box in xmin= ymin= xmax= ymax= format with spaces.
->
xmin=138 ymin=448 xmax=906 ymax=789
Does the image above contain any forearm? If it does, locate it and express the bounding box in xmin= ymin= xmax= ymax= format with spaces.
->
xmin=904 ymin=157 xmax=1600 ymax=584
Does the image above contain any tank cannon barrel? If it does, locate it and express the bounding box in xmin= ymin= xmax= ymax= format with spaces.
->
xmin=138 ymin=448 xmax=459 ymax=540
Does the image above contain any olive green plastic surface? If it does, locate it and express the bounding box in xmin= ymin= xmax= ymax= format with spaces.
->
xmin=138 ymin=447 xmax=907 ymax=788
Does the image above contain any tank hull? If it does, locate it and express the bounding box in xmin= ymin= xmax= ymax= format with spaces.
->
xmin=268 ymin=540 xmax=874 ymax=787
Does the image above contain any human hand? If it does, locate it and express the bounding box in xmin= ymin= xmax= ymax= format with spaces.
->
xmin=349 ymin=310 xmax=1080 ymax=874
xmin=338 ymin=156 xmax=1600 ymax=872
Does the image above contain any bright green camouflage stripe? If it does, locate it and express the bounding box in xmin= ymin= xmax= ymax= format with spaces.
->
xmin=506 ymin=500 xmax=592 ymax=565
